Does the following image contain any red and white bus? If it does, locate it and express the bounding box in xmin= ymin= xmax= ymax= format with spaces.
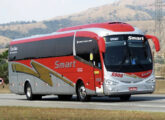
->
xmin=9 ymin=22 xmax=160 ymax=101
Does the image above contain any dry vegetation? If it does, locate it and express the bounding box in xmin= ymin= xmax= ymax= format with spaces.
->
xmin=0 ymin=36 xmax=11 ymax=44
xmin=0 ymin=22 xmax=47 ymax=34
xmin=53 ymin=3 xmax=152 ymax=24
xmin=0 ymin=84 xmax=10 ymax=93
xmin=0 ymin=36 xmax=11 ymax=49
xmin=115 ymin=0 xmax=155 ymax=7
xmin=155 ymin=80 xmax=165 ymax=94
xmin=0 ymin=107 xmax=165 ymax=120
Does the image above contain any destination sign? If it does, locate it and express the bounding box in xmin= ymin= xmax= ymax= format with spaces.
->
xmin=128 ymin=36 xmax=144 ymax=41
xmin=105 ymin=35 xmax=145 ymax=42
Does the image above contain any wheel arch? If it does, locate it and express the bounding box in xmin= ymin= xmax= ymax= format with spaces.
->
xmin=24 ymin=80 xmax=31 ymax=94
xmin=75 ymin=79 xmax=84 ymax=94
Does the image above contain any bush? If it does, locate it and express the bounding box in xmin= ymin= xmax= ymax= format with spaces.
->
xmin=0 ymin=50 xmax=8 ymax=84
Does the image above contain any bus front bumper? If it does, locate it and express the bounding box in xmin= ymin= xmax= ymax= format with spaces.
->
xmin=103 ymin=82 xmax=155 ymax=96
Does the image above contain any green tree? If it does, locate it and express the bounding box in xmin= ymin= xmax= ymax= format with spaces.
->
xmin=0 ymin=50 xmax=8 ymax=84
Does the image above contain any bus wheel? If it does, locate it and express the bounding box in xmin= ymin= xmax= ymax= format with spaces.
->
xmin=120 ymin=95 xmax=131 ymax=101
xmin=77 ymin=83 xmax=90 ymax=102
xmin=58 ymin=95 xmax=72 ymax=100
xmin=25 ymin=83 xmax=34 ymax=100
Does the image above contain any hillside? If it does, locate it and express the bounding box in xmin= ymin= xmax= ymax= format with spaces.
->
xmin=0 ymin=0 xmax=165 ymax=51
xmin=0 ymin=36 xmax=11 ymax=48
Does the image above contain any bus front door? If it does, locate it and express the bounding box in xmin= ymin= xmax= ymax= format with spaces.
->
xmin=90 ymin=53 xmax=104 ymax=95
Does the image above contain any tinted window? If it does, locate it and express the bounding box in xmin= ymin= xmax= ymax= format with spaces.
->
xmin=9 ymin=36 xmax=74 ymax=61
xmin=104 ymin=35 xmax=153 ymax=72
xmin=75 ymin=37 xmax=101 ymax=68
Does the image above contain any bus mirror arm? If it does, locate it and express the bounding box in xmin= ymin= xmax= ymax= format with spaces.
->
xmin=145 ymin=35 xmax=160 ymax=52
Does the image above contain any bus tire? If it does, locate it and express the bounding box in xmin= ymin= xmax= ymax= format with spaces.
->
xmin=25 ymin=82 xmax=35 ymax=100
xmin=58 ymin=95 xmax=72 ymax=100
xmin=77 ymin=82 xmax=90 ymax=102
xmin=120 ymin=95 xmax=131 ymax=101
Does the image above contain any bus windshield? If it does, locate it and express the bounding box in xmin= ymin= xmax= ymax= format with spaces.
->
xmin=103 ymin=35 xmax=153 ymax=73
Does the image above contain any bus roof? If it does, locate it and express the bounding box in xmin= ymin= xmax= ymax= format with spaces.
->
xmin=57 ymin=22 xmax=134 ymax=32
xmin=10 ymin=22 xmax=142 ymax=45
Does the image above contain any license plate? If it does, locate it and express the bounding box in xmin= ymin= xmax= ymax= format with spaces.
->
xmin=129 ymin=87 xmax=137 ymax=91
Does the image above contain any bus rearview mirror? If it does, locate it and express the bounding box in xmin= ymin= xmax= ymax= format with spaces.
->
xmin=145 ymin=35 xmax=160 ymax=52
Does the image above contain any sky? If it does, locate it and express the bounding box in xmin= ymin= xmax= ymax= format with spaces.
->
xmin=0 ymin=0 xmax=116 ymax=24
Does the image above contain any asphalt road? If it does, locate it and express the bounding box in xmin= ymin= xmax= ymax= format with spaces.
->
xmin=0 ymin=94 xmax=165 ymax=112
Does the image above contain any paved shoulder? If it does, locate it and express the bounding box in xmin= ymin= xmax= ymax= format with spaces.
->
xmin=0 ymin=94 xmax=165 ymax=112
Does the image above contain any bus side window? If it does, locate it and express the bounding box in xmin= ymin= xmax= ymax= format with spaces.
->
xmin=93 ymin=52 xmax=101 ymax=69
xmin=90 ymin=51 xmax=101 ymax=69
xmin=76 ymin=37 xmax=102 ymax=69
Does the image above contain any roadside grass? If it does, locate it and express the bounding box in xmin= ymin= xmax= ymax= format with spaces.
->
xmin=0 ymin=107 xmax=165 ymax=120
xmin=0 ymin=84 xmax=10 ymax=93
xmin=154 ymin=79 xmax=165 ymax=94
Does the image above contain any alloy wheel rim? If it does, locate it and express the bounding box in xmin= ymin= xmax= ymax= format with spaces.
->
xmin=79 ymin=86 xmax=86 ymax=99
xmin=27 ymin=87 xmax=31 ymax=98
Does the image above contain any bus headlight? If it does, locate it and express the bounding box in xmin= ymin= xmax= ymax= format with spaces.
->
xmin=105 ymin=79 xmax=119 ymax=85
xmin=146 ymin=79 xmax=155 ymax=83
